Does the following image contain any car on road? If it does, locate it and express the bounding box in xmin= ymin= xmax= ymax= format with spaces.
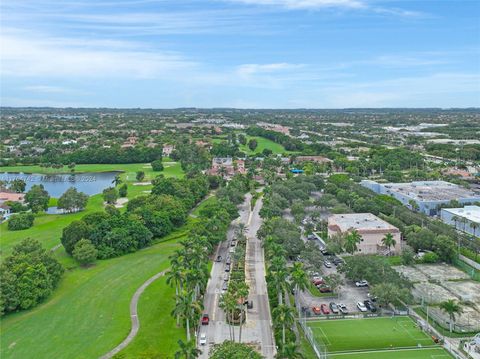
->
xmin=312 ymin=306 xmax=322 ymax=315
xmin=355 ymin=280 xmax=369 ymax=287
xmin=199 ymin=333 xmax=207 ymax=345
xmin=356 ymin=302 xmax=368 ymax=312
xmin=201 ymin=314 xmax=209 ymax=325
xmin=318 ymin=285 xmax=332 ymax=293
xmin=320 ymin=304 xmax=330 ymax=314
xmin=222 ymin=282 xmax=228 ymax=292
xmin=329 ymin=302 xmax=339 ymax=314
xmin=225 ymin=264 xmax=230 ymax=272
xmin=364 ymin=300 xmax=377 ymax=312
xmin=223 ymin=273 xmax=229 ymax=281
xmin=324 ymin=261 xmax=332 ymax=268
xmin=215 ymin=255 xmax=222 ymax=262
xmin=338 ymin=303 xmax=348 ymax=314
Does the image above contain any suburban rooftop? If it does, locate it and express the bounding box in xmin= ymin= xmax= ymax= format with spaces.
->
xmin=328 ymin=213 xmax=399 ymax=232
xmin=442 ymin=205 xmax=480 ymax=224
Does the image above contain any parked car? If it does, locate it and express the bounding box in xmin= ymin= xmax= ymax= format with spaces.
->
xmin=199 ymin=332 xmax=207 ymax=345
xmin=318 ymin=285 xmax=332 ymax=293
xmin=215 ymin=255 xmax=222 ymax=262
xmin=367 ymin=293 xmax=377 ymax=302
xmin=324 ymin=261 xmax=332 ymax=268
xmin=329 ymin=302 xmax=339 ymax=314
xmin=223 ymin=273 xmax=229 ymax=281
xmin=222 ymin=282 xmax=228 ymax=292
xmin=338 ymin=303 xmax=348 ymax=314
xmin=321 ymin=248 xmax=330 ymax=255
xmin=313 ymin=279 xmax=324 ymax=286
xmin=357 ymin=302 xmax=368 ymax=312
xmin=332 ymin=257 xmax=344 ymax=266
xmin=364 ymin=300 xmax=377 ymax=312
xmin=312 ymin=306 xmax=322 ymax=315
xmin=225 ymin=264 xmax=230 ymax=272
xmin=231 ymin=241 xmax=236 ymax=247
xmin=355 ymin=280 xmax=369 ymax=287
xmin=201 ymin=314 xmax=209 ymax=325
xmin=320 ymin=304 xmax=330 ymax=314
xmin=229 ymin=247 xmax=235 ymax=254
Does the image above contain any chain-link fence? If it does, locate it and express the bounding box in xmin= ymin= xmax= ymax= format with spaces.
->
xmin=299 ymin=313 xmax=328 ymax=359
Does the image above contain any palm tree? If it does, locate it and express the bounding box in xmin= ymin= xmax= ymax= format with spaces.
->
xmin=272 ymin=304 xmax=295 ymax=346
xmin=112 ymin=175 xmax=122 ymax=187
xmin=381 ymin=233 xmax=397 ymax=255
xmin=220 ymin=290 xmax=238 ymax=342
xmin=451 ymin=215 xmax=460 ymax=230
xmin=278 ymin=342 xmax=304 ymax=359
xmin=470 ymin=221 xmax=478 ymax=238
xmin=290 ymin=263 xmax=309 ymax=305
xmin=270 ymin=258 xmax=288 ymax=305
xmin=344 ymin=230 xmax=362 ymax=255
xmin=175 ymin=339 xmax=202 ymax=359
xmin=173 ymin=290 xmax=202 ymax=342
xmin=236 ymin=281 xmax=250 ymax=343
xmin=439 ymin=299 xmax=463 ymax=333
xmin=166 ymin=266 xmax=186 ymax=326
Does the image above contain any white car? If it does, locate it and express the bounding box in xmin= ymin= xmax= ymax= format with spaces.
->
xmin=355 ymin=280 xmax=369 ymax=287
xmin=199 ymin=332 xmax=207 ymax=345
xmin=357 ymin=301 xmax=368 ymax=312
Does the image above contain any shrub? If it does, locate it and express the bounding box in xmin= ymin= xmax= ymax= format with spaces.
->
xmin=73 ymin=239 xmax=98 ymax=266
xmin=118 ymin=184 xmax=128 ymax=197
xmin=422 ymin=252 xmax=440 ymax=263
xmin=151 ymin=159 xmax=164 ymax=172
xmin=7 ymin=212 xmax=34 ymax=231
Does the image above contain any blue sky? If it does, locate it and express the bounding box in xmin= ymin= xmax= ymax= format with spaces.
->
xmin=1 ymin=0 xmax=479 ymax=108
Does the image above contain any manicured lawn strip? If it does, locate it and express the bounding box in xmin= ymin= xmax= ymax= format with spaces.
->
xmin=0 ymin=237 xmax=184 ymax=359
xmin=328 ymin=347 xmax=452 ymax=358
xmin=308 ymin=317 xmax=434 ymax=352
xmin=118 ymin=276 xmax=185 ymax=358
xmin=190 ymin=195 xmax=217 ymax=217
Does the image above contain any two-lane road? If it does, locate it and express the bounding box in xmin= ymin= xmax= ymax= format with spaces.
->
xmin=198 ymin=193 xmax=275 ymax=358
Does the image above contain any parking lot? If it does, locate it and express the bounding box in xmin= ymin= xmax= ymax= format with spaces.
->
xmin=298 ymin=260 xmax=376 ymax=317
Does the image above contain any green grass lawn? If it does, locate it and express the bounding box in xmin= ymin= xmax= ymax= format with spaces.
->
xmin=0 ymin=230 xmax=187 ymax=359
xmin=328 ymin=348 xmax=451 ymax=358
xmin=0 ymin=161 xmax=183 ymax=257
xmin=239 ymin=136 xmax=290 ymax=155
xmin=118 ymin=276 xmax=185 ymax=358
xmin=308 ymin=317 xmax=435 ymax=353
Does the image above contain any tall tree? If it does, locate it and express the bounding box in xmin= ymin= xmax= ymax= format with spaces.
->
xmin=381 ymin=233 xmax=397 ymax=255
xmin=272 ymin=304 xmax=295 ymax=346
xmin=174 ymin=339 xmax=201 ymax=359
xmin=439 ymin=299 xmax=463 ymax=333
xmin=25 ymin=184 xmax=50 ymax=213
xmin=344 ymin=230 xmax=362 ymax=255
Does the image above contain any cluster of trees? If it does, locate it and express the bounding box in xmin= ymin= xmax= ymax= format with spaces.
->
xmin=426 ymin=143 xmax=480 ymax=161
xmin=60 ymin=146 xmax=163 ymax=164
xmin=0 ymin=239 xmax=64 ymax=315
xmin=7 ymin=212 xmax=35 ymax=231
xmin=57 ymin=187 xmax=89 ymax=213
xmin=260 ymin=175 xmax=323 ymax=220
xmin=25 ymin=184 xmax=50 ymax=213
xmin=170 ymin=138 xmax=210 ymax=173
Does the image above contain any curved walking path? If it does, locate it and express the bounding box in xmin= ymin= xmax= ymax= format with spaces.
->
xmin=99 ymin=269 xmax=168 ymax=359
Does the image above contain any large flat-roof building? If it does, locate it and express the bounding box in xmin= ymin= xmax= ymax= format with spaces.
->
xmin=328 ymin=213 xmax=401 ymax=255
xmin=361 ymin=180 xmax=480 ymax=216
xmin=441 ymin=206 xmax=480 ymax=238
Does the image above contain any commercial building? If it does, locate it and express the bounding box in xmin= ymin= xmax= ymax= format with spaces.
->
xmin=327 ymin=213 xmax=401 ymax=255
xmin=361 ymin=180 xmax=480 ymax=216
xmin=441 ymin=206 xmax=480 ymax=238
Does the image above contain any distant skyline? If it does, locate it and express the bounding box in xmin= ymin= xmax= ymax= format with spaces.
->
xmin=1 ymin=0 xmax=479 ymax=108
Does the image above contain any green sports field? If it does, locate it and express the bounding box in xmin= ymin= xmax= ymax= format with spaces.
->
xmin=329 ymin=347 xmax=452 ymax=359
xmin=308 ymin=317 xmax=444 ymax=353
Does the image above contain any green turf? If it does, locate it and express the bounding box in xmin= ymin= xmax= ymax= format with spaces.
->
xmin=118 ymin=276 xmax=186 ymax=358
xmin=328 ymin=347 xmax=452 ymax=358
xmin=308 ymin=317 xmax=435 ymax=353
xmin=0 ymin=231 xmax=187 ymax=359
xmin=239 ymin=136 xmax=290 ymax=155
xmin=0 ymin=161 xmax=183 ymax=257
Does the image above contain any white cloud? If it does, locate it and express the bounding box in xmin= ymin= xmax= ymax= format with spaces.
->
xmin=23 ymin=85 xmax=71 ymax=93
xmin=0 ymin=28 xmax=195 ymax=79
xmin=230 ymin=0 xmax=365 ymax=9
xmin=236 ymin=62 xmax=304 ymax=76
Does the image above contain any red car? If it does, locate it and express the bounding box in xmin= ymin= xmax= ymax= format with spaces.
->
xmin=313 ymin=279 xmax=325 ymax=286
xmin=320 ymin=304 xmax=330 ymax=315
xmin=318 ymin=286 xmax=332 ymax=293
xmin=201 ymin=314 xmax=209 ymax=325
xmin=312 ymin=306 xmax=322 ymax=315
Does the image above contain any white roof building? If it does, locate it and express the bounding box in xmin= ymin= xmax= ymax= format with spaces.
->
xmin=441 ymin=205 xmax=480 ymax=238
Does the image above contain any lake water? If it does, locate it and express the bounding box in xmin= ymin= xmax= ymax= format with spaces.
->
xmin=0 ymin=172 xmax=119 ymax=198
